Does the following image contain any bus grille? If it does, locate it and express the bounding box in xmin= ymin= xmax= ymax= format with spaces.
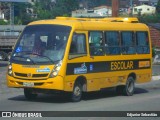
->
xmin=14 ymin=72 xmax=27 ymax=77
xmin=14 ymin=72 xmax=48 ymax=78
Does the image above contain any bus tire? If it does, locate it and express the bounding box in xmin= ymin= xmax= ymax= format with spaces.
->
xmin=123 ymin=77 xmax=135 ymax=96
xmin=24 ymin=88 xmax=37 ymax=100
xmin=71 ymin=82 xmax=82 ymax=102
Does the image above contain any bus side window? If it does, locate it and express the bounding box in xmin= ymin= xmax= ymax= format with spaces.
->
xmin=69 ymin=33 xmax=87 ymax=54
xmin=105 ymin=31 xmax=120 ymax=55
xmin=121 ymin=31 xmax=136 ymax=54
xmin=89 ymin=31 xmax=104 ymax=56
xmin=136 ymin=32 xmax=150 ymax=54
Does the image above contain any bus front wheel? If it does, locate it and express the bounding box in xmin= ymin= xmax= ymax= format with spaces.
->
xmin=71 ymin=82 xmax=82 ymax=102
xmin=24 ymin=88 xmax=37 ymax=100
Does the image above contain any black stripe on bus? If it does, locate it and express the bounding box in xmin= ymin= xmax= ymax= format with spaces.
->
xmin=66 ymin=59 xmax=151 ymax=75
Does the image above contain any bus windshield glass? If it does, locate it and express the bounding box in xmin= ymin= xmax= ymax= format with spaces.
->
xmin=11 ymin=25 xmax=71 ymax=64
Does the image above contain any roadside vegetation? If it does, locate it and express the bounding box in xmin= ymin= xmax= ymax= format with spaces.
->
xmin=0 ymin=0 xmax=160 ymax=25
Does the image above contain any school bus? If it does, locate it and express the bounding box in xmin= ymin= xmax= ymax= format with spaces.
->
xmin=7 ymin=17 xmax=152 ymax=102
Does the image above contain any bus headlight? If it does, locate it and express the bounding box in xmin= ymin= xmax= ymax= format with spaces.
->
xmin=8 ymin=63 xmax=13 ymax=76
xmin=50 ymin=61 xmax=62 ymax=78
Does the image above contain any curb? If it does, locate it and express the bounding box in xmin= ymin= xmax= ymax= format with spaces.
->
xmin=152 ymin=76 xmax=160 ymax=81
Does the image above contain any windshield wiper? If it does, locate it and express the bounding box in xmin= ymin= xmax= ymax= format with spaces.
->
xmin=13 ymin=55 xmax=36 ymax=65
xmin=28 ymin=53 xmax=55 ymax=64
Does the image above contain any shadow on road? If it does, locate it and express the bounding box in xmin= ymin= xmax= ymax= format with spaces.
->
xmin=8 ymin=87 xmax=148 ymax=103
xmin=8 ymin=94 xmax=70 ymax=103
xmin=134 ymin=87 xmax=148 ymax=94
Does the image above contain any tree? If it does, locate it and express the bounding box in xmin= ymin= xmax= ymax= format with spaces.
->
xmin=78 ymin=0 xmax=109 ymax=9
xmin=52 ymin=0 xmax=79 ymax=17
xmin=138 ymin=14 xmax=160 ymax=23
xmin=0 ymin=20 xmax=8 ymax=25
xmin=14 ymin=2 xmax=33 ymax=25
xmin=33 ymin=0 xmax=79 ymax=20
xmin=156 ymin=0 xmax=160 ymax=13
xmin=33 ymin=0 xmax=55 ymax=19
xmin=0 ymin=3 xmax=10 ymax=20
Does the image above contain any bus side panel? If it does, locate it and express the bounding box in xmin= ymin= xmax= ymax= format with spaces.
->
xmin=64 ymin=75 xmax=77 ymax=92
xmin=136 ymin=69 xmax=152 ymax=83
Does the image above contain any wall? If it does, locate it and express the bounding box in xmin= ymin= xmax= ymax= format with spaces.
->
xmin=149 ymin=26 xmax=160 ymax=48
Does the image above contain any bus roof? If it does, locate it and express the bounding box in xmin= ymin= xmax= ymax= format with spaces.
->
xmin=28 ymin=17 xmax=149 ymax=31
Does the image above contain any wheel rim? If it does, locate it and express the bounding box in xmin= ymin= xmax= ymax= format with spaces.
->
xmin=128 ymin=81 xmax=134 ymax=93
xmin=74 ymin=86 xmax=81 ymax=96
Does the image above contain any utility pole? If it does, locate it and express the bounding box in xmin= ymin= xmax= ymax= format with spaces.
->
xmin=112 ymin=0 xmax=119 ymax=17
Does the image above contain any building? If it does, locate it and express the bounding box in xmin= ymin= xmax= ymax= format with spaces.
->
xmin=94 ymin=6 xmax=112 ymax=16
xmin=0 ymin=5 xmax=4 ymax=20
xmin=0 ymin=11 xmax=4 ymax=19
xmin=133 ymin=4 xmax=156 ymax=15
xmin=72 ymin=5 xmax=112 ymax=17
xmin=148 ymin=23 xmax=160 ymax=48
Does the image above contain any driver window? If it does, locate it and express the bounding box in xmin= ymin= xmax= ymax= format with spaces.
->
xmin=69 ymin=33 xmax=87 ymax=55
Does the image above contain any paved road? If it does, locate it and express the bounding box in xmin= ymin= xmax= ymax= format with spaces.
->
xmin=0 ymin=61 xmax=160 ymax=120
xmin=0 ymin=81 xmax=160 ymax=120
xmin=152 ymin=64 xmax=160 ymax=76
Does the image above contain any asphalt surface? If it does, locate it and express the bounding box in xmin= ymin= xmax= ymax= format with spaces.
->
xmin=0 ymin=61 xmax=160 ymax=120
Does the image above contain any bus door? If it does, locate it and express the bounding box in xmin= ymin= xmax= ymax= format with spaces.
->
xmin=65 ymin=31 xmax=89 ymax=91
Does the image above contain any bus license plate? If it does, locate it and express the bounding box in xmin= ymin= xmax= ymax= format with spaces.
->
xmin=23 ymin=82 xmax=34 ymax=87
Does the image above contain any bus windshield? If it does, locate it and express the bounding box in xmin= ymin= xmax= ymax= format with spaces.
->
xmin=11 ymin=25 xmax=71 ymax=64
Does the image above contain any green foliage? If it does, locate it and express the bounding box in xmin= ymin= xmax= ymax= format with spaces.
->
xmin=33 ymin=0 xmax=79 ymax=20
xmin=0 ymin=3 xmax=10 ymax=20
xmin=1 ymin=0 xmax=79 ymax=25
xmin=33 ymin=0 xmax=54 ymax=19
xmin=80 ymin=0 xmax=110 ymax=9
xmin=14 ymin=2 xmax=33 ymax=25
xmin=138 ymin=14 xmax=160 ymax=23
xmin=4 ymin=0 xmax=160 ymax=25
xmin=152 ymin=47 xmax=156 ymax=58
xmin=0 ymin=20 xmax=8 ymax=25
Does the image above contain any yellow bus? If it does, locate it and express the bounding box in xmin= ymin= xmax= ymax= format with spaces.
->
xmin=7 ymin=17 xmax=152 ymax=102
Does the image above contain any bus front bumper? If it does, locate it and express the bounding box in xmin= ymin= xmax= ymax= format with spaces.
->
xmin=7 ymin=75 xmax=64 ymax=91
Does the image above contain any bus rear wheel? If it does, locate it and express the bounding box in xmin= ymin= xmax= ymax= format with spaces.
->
xmin=116 ymin=77 xmax=135 ymax=96
xmin=71 ymin=82 xmax=82 ymax=102
xmin=24 ymin=88 xmax=37 ymax=100
xmin=123 ymin=77 xmax=135 ymax=96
